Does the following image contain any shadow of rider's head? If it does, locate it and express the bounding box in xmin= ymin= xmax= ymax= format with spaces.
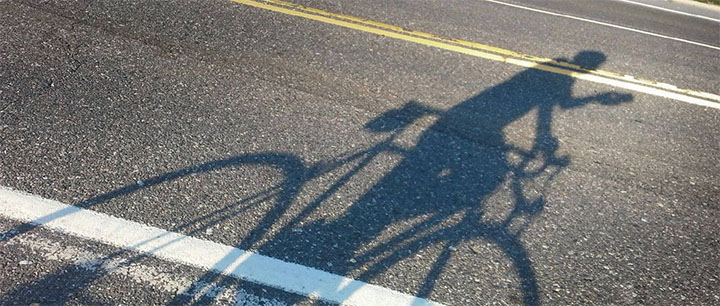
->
xmin=570 ymin=50 xmax=606 ymax=69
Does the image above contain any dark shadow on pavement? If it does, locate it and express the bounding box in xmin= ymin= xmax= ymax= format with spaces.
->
xmin=1 ymin=51 xmax=632 ymax=305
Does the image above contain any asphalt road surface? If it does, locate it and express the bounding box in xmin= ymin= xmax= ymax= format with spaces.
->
xmin=1 ymin=0 xmax=719 ymax=305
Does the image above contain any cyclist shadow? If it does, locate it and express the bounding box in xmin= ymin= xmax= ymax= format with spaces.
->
xmin=254 ymin=50 xmax=632 ymax=305
xmin=0 ymin=51 xmax=633 ymax=305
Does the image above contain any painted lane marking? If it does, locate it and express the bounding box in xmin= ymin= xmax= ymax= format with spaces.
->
xmin=0 ymin=186 xmax=443 ymax=306
xmin=484 ymin=0 xmax=720 ymax=51
xmin=230 ymin=0 xmax=720 ymax=109
xmin=612 ymin=0 xmax=720 ymax=23
xmin=260 ymin=0 xmax=720 ymax=103
xmin=2 ymin=230 xmax=289 ymax=305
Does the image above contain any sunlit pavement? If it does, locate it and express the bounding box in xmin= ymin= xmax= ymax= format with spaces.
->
xmin=1 ymin=0 xmax=719 ymax=305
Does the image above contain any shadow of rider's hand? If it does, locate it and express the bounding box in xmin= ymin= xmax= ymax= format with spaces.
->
xmin=561 ymin=91 xmax=633 ymax=108
xmin=595 ymin=92 xmax=633 ymax=105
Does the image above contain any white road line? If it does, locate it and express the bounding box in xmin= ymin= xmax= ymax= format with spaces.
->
xmin=612 ymin=0 xmax=720 ymax=23
xmin=3 ymin=231 xmax=288 ymax=305
xmin=0 ymin=186 xmax=443 ymax=306
xmin=484 ymin=0 xmax=720 ymax=51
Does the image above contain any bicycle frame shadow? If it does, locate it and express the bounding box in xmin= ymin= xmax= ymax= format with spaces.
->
xmin=1 ymin=51 xmax=632 ymax=305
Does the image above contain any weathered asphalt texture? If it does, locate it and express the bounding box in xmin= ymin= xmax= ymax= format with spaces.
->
xmin=0 ymin=217 xmax=326 ymax=305
xmin=1 ymin=0 xmax=719 ymax=305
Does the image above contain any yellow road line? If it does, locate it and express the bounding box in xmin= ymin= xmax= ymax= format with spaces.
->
xmin=230 ymin=0 xmax=720 ymax=109
xmin=263 ymin=0 xmax=719 ymax=102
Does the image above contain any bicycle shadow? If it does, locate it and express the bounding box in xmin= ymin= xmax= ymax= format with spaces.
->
xmin=1 ymin=51 xmax=632 ymax=305
xmin=250 ymin=50 xmax=631 ymax=305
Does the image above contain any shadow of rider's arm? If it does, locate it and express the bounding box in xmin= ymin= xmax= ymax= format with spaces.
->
xmin=561 ymin=91 xmax=633 ymax=109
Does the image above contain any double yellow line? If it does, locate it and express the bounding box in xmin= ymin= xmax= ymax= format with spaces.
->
xmin=231 ymin=0 xmax=720 ymax=109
